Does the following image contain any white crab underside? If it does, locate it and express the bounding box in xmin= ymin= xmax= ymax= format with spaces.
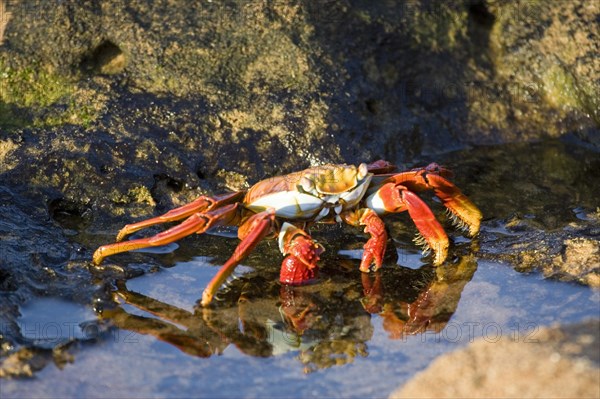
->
xmin=246 ymin=174 xmax=374 ymax=220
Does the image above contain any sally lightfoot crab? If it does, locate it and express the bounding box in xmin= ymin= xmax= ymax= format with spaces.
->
xmin=93 ymin=161 xmax=482 ymax=306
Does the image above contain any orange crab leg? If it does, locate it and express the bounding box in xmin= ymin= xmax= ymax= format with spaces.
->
xmin=380 ymin=163 xmax=481 ymax=237
xmin=341 ymin=208 xmax=388 ymax=272
xmin=370 ymin=182 xmax=449 ymax=265
xmin=93 ymin=203 xmax=240 ymax=265
xmin=420 ymin=174 xmax=481 ymax=237
xmin=201 ymin=210 xmax=276 ymax=307
xmin=115 ymin=192 xmax=245 ymax=241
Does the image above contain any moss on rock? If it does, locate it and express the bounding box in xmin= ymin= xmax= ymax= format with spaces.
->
xmin=0 ymin=58 xmax=105 ymax=129
xmin=483 ymin=0 xmax=599 ymax=140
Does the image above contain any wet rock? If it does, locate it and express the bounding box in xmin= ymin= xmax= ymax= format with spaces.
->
xmin=546 ymin=238 xmax=600 ymax=288
xmin=0 ymin=186 xmax=102 ymax=359
xmin=1 ymin=0 xmax=597 ymax=169
xmin=478 ymin=216 xmax=600 ymax=287
xmin=479 ymin=223 xmax=600 ymax=287
xmin=484 ymin=1 xmax=599 ymax=146
xmin=390 ymin=320 xmax=600 ymax=399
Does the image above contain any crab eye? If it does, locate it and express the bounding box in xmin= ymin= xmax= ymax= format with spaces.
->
xmin=300 ymin=176 xmax=314 ymax=192
xmin=357 ymin=163 xmax=368 ymax=180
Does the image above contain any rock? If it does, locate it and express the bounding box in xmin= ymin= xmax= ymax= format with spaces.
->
xmin=1 ymin=0 xmax=598 ymax=168
xmin=546 ymin=238 xmax=600 ymax=288
xmin=0 ymin=1 xmax=597 ymax=230
xmin=390 ymin=320 xmax=600 ymax=399
xmin=0 ymin=1 xmax=10 ymax=46
xmin=480 ymin=226 xmax=600 ymax=288
xmin=485 ymin=1 xmax=599 ymax=146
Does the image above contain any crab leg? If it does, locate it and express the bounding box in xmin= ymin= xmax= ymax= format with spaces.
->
xmin=93 ymin=203 xmax=241 ymax=265
xmin=115 ymin=192 xmax=245 ymax=241
xmin=380 ymin=163 xmax=482 ymax=237
xmin=367 ymin=183 xmax=449 ymax=265
xmin=201 ymin=210 xmax=276 ymax=307
xmin=340 ymin=208 xmax=388 ymax=272
xmin=420 ymin=174 xmax=481 ymax=237
xmin=278 ymin=223 xmax=323 ymax=285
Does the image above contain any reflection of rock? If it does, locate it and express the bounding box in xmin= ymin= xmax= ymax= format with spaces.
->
xmin=0 ymin=344 xmax=75 ymax=378
xmin=0 ymin=348 xmax=40 ymax=378
xmin=391 ymin=320 xmax=600 ymax=399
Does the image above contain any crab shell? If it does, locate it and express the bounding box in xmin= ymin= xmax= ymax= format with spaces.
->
xmin=243 ymin=163 xmax=372 ymax=222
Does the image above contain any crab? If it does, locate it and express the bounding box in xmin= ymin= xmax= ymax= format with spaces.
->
xmin=93 ymin=160 xmax=482 ymax=306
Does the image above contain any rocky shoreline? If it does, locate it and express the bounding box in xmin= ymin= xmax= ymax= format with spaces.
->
xmin=1 ymin=1 xmax=599 ymax=397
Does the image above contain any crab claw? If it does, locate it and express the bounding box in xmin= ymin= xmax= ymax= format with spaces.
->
xmin=383 ymin=164 xmax=481 ymax=238
xmin=280 ymin=253 xmax=319 ymax=285
xmin=367 ymin=183 xmax=449 ymax=265
xmin=278 ymin=223 xmax=323 ymax=285
xmin=358 ymin=209 xmax=388 ymax=272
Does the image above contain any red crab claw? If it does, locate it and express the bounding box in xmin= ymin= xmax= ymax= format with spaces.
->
xmin=278 ymin=223 xmax=323 ymax=285
xmin=279 ymin=286 xmax=318 ymax=334
xmin=360 ymin=272 xmax=384 ymax=314
xmin=341 ymin=208 xmax=388 ymax=272
xmin=368 ymin=182 xmax=449 ymax=265
xmin=422 ymin=173 xmax=481 ymax=237
xmin=379 ymin=303 xmax=413 ymax=340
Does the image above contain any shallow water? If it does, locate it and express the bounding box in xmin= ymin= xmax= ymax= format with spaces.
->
xmin=2 ymin=139 xmax=599 ymax=398
xmin=4 ymin=253 xmax=598 ymax=398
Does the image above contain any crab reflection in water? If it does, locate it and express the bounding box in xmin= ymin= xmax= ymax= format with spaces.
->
xmin=100 ymin=255 xmax=477 ymax=373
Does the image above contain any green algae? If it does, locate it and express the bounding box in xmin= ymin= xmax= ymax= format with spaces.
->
xmin=0 ymin=59 xmax=102 ymax=129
